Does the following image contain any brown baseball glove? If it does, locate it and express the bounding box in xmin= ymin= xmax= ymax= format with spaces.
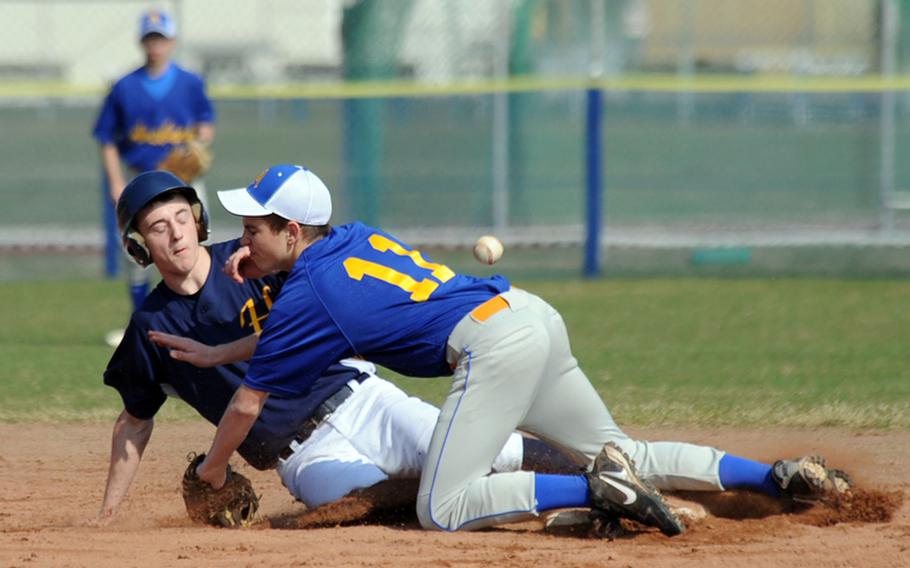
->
xmin=182 ymin=452 xmax=259 ymax=528
xmin=158 ymin=139 xmax=213 ymax=183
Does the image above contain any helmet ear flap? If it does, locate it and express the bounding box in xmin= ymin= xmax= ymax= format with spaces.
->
xmin=190 ymin=201 xmax=210 ymax=242
xmin=125 ymin=231 xmax=152 ymax=267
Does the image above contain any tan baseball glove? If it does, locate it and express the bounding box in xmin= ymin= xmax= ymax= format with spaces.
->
xmin=158 ymin=139 xmax=213 ymax=183
xmin=182 ymin=453 xmax=259 ymax=528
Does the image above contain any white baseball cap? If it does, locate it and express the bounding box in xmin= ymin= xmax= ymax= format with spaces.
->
xmin=217 ymin=164 xmax=333 ymax=225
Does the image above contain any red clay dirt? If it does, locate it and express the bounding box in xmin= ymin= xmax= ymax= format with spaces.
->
xmin=1 ymin=422 xmax=908 ymax=568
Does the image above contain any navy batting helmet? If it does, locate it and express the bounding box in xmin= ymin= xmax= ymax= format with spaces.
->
xmin=117 ymin=170 xmax=210 ymax=267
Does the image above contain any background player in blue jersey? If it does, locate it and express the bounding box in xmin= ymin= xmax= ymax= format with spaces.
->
xmin=192 ymin=164 xmax=852 ymax=536
xmin=92 ymin=9 xmax=215 ymax=343
xmin=94 ymin=170 xmax=567 ymax=525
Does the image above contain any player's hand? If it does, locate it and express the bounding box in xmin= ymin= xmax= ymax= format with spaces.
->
xmin=196 ymin=457 xmax=227 ymax=490
xmin=148 ymin=331 xmax=220 ymax=367
xmin=223 ymin=246 xmax=267 ymax=283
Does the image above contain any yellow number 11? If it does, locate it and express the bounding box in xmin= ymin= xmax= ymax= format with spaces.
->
xmin=343 ymin=234 xmax=454 ymax=302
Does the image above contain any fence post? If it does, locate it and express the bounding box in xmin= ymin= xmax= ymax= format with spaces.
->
xmin=880 ymin=0 xmax=898 ymax=233
xmin=341 ymin=0 xmax=414 ymax=226
xmin=584 ymin=0 xmax=606 ymax=278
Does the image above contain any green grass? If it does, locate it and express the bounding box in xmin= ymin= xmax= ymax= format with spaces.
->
xmin=2 ymin=277 xmax=908 ymax=428
xmin=0 ymin=280 xmax=197 ymax=421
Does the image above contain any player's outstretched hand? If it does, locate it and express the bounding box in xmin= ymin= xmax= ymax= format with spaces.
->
xmin=149 ymin=331 xmax=220 ymax=367
xmin=223 ymin=246 xmax=266 ymax=283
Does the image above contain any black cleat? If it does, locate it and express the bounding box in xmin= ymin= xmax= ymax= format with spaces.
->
xmin=586 ymin=442 xmax=685 ymax=537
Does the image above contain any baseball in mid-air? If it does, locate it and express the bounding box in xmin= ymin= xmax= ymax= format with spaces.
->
xmin=473 ymin=235 xmax=504 ymax=265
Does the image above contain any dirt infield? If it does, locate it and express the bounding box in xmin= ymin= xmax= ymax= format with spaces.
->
xmin=1 ymin=422 xmax=908 ymax=568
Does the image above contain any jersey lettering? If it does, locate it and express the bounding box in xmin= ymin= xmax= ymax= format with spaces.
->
xmin=262 ymin=284 xmax=274 ymax=310
xmin=366 ymin=234 xmax=455 ymax=282
xmin=129 ymin=121 xmax=196 ymax=145
xmin=239 ymin=284 xmax=274 ymax=333
xmin=342 ymin=234 xmax=454 ymax=302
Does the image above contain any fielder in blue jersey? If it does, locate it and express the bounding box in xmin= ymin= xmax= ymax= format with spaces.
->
xmin=192 ymin=164 xmax=852 ymax=536
xmin=94 ymin=171 xmax=570 ymax=526
xmin=93 ymin=9 xmax=215 ymax=319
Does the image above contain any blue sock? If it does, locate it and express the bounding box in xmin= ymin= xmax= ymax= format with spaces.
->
xmin=534 ymin=474 xmax=591 ymax=511
xmin=129 ymin=281 xmax=149 ymax=311
xmin=719 ymin=454 xmax=780 ymax=497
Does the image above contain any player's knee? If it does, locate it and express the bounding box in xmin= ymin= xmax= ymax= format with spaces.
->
xmin=290 ymin=459 xmax=387 ymax=509
xmin=416 ymin=492 xmax=460 ymax=532
xmin=416 ymin=493 xmax=437 ymax=530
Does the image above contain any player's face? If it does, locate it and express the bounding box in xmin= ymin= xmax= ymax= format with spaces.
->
xmin=141 ymin=34 xmax=175 ymax=68
xmin=240 ymin=217 xmax=291 ymax=273
xmin=139 ymin=197 xmax=200 ymax=274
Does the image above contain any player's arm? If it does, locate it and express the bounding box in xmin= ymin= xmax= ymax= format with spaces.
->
xmin=99 ymin=143 xmax=127 ymax=203
xmin=223 ymin=246 xmax=269 ymax=283
xmin=196 ymin=385 xmax=268 ymax=488
xmin=93 ymin=409 xmax=154 ymax=525
xmin=147 ymin=331 xmax=259 ymax=367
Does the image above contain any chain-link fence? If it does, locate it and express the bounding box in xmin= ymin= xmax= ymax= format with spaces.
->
xmin=3 ymin=0 xmax=910 ymax=279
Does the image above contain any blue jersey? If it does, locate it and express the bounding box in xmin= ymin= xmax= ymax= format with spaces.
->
xmin=103 ymin=240 xmax=362 ymax=470
xmin=92 ymin=63 xmax=214 ymax=172
xmin=245 ymin=222 xmax=510 ymax=396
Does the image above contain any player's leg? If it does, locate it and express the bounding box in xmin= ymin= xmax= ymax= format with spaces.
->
xmin=520 ymin=293 xmax=724 ymax=491
xmin=105 ymin=241 xmax=149 ymax=347
xmin=509 ymin=291 xmax=684 ymax=535
xmin=102 ymin=179 xmax=144 ymax=347
xmin=276 ymin=420 xmax=387 ymax=509
xmin=417 ymin=300 xmax=554 ymax=531
xmin=520 ymin=436 xmax=583 ymax=473
xmin=509 ymin=295 xmax=850 ymax=502
xmin=102 ymin=183 xmax=121 ymax=279
xmin=325 ymin=374 xmax=524 ymax=478
xmin=122 ymin=171 xmax=150 ymax=311
xmin=127 ymin=261 xmax=149 ymax=311
xmin=281 ymin=370 xmax=529 ymax=510
xmin=415 ymin=290 xmax=683 ymax=534
xmin=526 ymin=385 xmax=726 ymax=492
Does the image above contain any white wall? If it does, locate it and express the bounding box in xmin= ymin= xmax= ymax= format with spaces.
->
xmin=0 ymin=0 xmax=506 ymax=86
xmin=0 ymin=0 xmax=344 ymax=85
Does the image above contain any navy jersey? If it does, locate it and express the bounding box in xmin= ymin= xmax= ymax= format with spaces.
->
xmin=92 ymin=63 xmax=214 ymax=172
xmin=103 ymin=240 xmax=361 ymax=470
xmin=245 ymin=222 xmax=510 ymax=396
